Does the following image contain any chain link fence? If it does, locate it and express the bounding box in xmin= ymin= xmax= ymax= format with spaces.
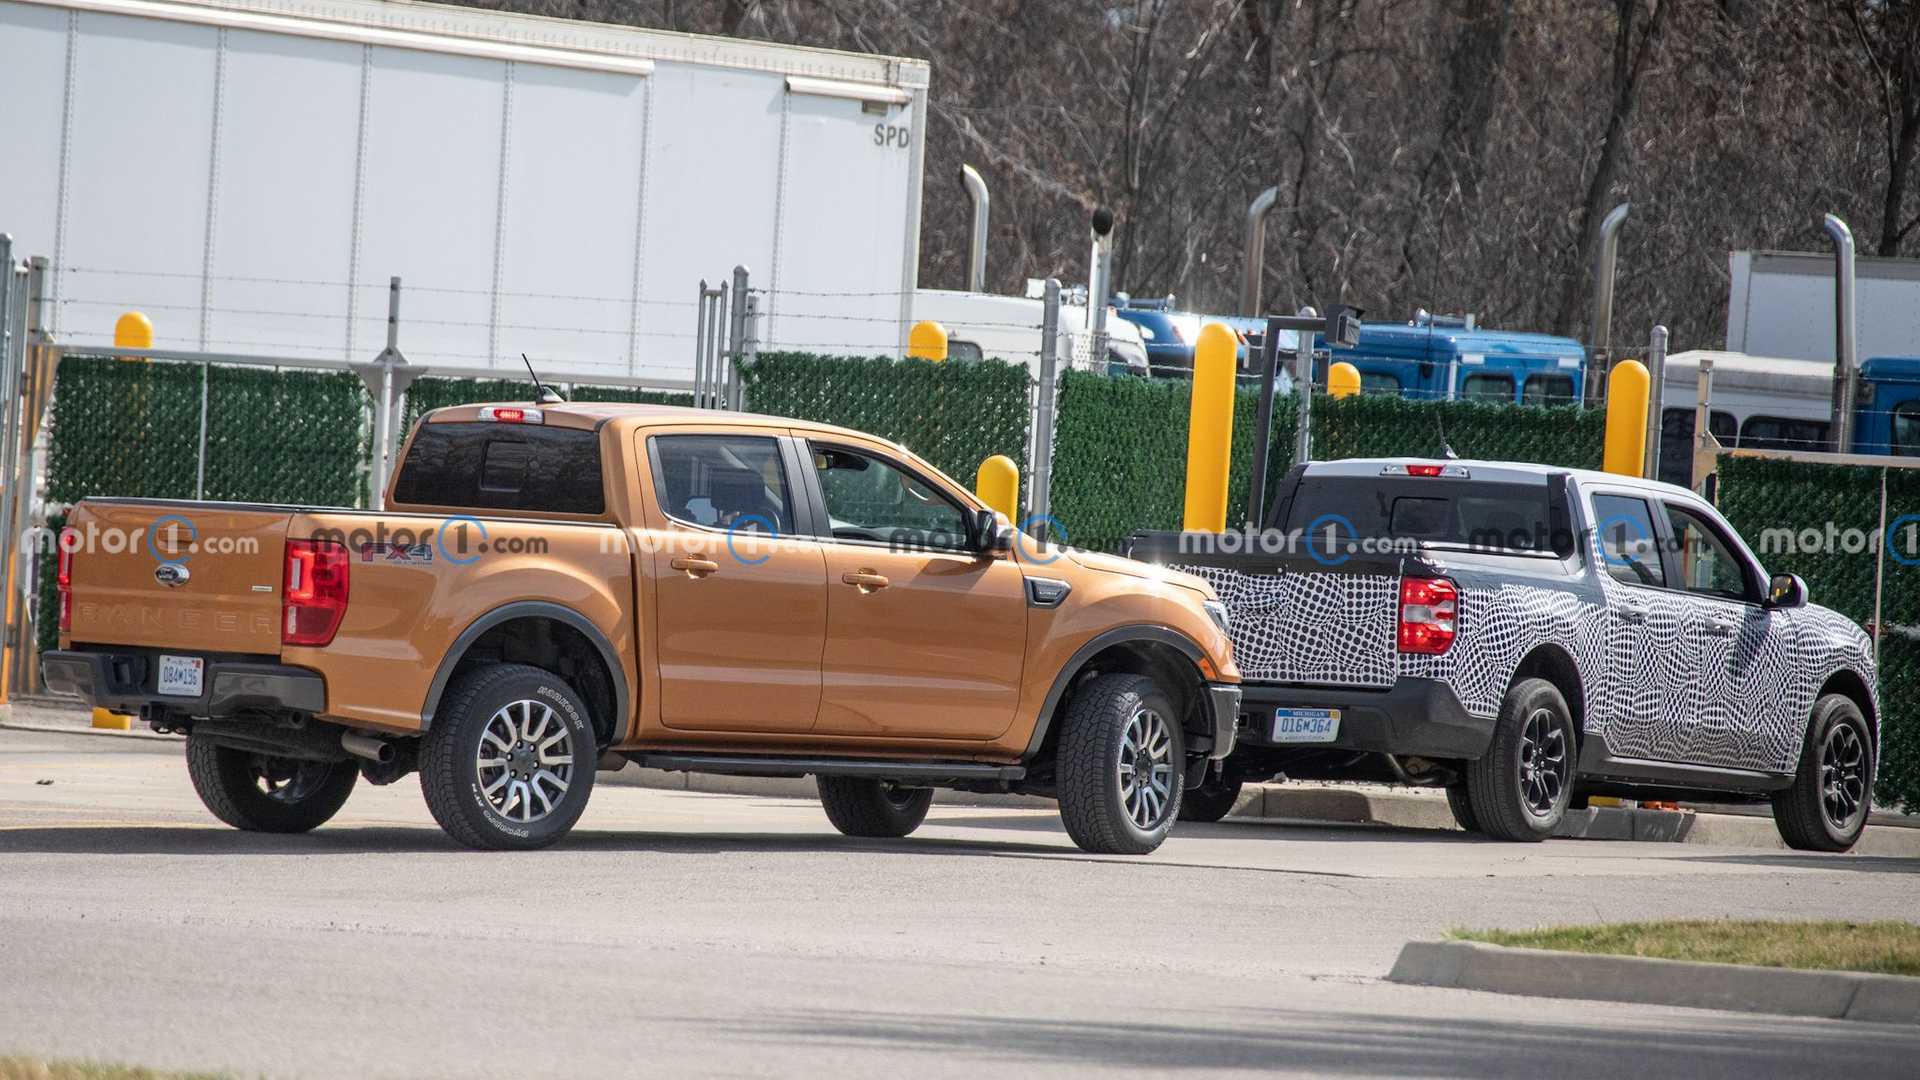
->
xmin=1717 ymin=455 xmax=1920 ymax=812
xmin=739 ymin=352 xmax=1032 ymax=488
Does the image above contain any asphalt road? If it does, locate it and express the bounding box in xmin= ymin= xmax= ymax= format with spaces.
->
xmin=3 ymin=725 xmax=1917 ymax=1078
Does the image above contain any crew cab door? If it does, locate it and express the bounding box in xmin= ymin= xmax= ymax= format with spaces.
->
xmin=1656 ymin=499 xmax=1793 ymax=771
xmin=638 ymin=431 xmax=827 ymax=733
xmin=1587 ymin=491 xmax=1697 ymax=763
xmin=798 ymin=438 xmax=1027 ymax=741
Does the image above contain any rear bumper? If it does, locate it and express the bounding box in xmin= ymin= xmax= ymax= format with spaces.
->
xmin=42 ymin=649 xmax=325 ymax=718
xmin=1235 ymin=677 xmax=1493 ymax=759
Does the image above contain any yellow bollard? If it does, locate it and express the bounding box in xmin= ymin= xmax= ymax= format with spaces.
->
xmin=94 ymin=311 xmax=153 ymax=728
xmin=974 ymin=454 xmax=1019 ymax=521
xmin=1182 ymin=324 xmax=1239 ymax=532
xmin=114 ymin=311 xmax=153 ymax=358
xmin=907 ymin=320 xmax=949 ymax=362
xmin=1602 ymin=359 xmax=1650 ymax=477
xmin=1328 ymin=361 xmax=1362 ymax=399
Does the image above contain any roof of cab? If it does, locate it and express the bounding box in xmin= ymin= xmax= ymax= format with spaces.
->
xmin=1303 ymin=456 xmax=1703 ymax=501
xmin=422 ymin=400 xmax=913 ymax=453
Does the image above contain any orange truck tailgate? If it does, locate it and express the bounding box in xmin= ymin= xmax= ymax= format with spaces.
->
xmin=65 ymin=501 xmax=292 ymax=655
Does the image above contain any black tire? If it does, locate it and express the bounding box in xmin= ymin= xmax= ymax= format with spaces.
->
xmin=1056 ymin=673 xmax=1185 ymax=855
xmin=1177 ymin=775 xmax=1243 ymax=823
xmin=419 ymin=663 xmax=598 ymax=851
xmin=1465 ymin=678 xmax=1575 ymax=842
xmin=1772 ymin=693 xmax=1874 ymax=853
xmin=185 ymin=734 xmax=358 ymax=833
xmin=816 ymin=778 xmax=934 ymax=838
xmin=1444 ymin=781 xmax=1481 ymax=834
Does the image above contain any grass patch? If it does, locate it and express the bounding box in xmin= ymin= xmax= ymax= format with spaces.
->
xmin=0 ymin=1058 xmax=229 ymax=1080
xmin=1452 ymin=920 xmax=1920 ymax=977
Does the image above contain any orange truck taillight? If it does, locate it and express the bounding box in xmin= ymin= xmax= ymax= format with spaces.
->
xmin=56 ymin=526 xmax=76 ymax=631
xmin=1397 ymin=576 xmax=1458 ymax=655
xmin=283 ymin=539 xmax=350 ymax=647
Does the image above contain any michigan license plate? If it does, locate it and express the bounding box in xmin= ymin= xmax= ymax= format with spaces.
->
xmin=157 ymin=654 xmax=204 ymax=697
xmin=1271 ymin=707 xmax=1340 ymax=744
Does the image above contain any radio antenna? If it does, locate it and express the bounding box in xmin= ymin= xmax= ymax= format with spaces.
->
xmin=522 ymin=353 xmax=563 ymax=404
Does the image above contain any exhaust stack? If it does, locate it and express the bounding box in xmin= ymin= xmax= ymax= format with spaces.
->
xmin=341 ymin=731 xmax=394 ymax=764
xmin=1241 ymin=186 xmax=1280 ymax=316
xmin=961 ymin=164 xmax=989 ymax=293
xmin=1825 ymin=213 xmax=1859 ymax=453
xmin=1587 ymin=202 xmax=1630 ymax=406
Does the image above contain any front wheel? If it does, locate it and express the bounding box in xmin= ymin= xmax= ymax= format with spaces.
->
xmin=1056 ymin=673 xmax=1185 ymax=855
xmin=419 ymin=663 xmax=598 ymax=850
xmin=1772 ymin=694 xmax=1873 ymax=852
xmin=185 ymin=735 xmax=358 ymax=833
xmin=1464 ymin=678 xmax=1575 ymax=842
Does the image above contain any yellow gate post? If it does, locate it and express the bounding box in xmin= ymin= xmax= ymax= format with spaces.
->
xmin=1328 ymin=361 xmax=1362 ymax=399
xmin=88 ymin=313 xmax=156 ymax=730
xmin=1603 ymin=359 xmax=1650 ymax=477
xmin=907 ymin=320 xmax=948 ymax=362
xmin=1182 ymin=324 xmax=1239 ymax=532
xmin=974 ymin=454 xmax=1019 ymax=521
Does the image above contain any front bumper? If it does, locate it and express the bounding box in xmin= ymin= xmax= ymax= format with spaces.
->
xmin=42 ymin=649 xmax=325 ymax=718
xmin=1235 ymin=677 xmax=1493 ymax=759
xmin=1204 ymin=682 xmax=1241 ymax=760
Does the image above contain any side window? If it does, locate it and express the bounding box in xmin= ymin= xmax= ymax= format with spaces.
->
xmin=811 ymin=444 xmax=970 ymax=550
xmin=1664 ymin=504 xmax=1751 ymax=601
xmin=1739 ymin=414 xmax=1829 ymax=452
xmin=1523 ymin=373 xmax=1575 ymax=405
xmin=1360 ymin=371 xmax=1402 ymax=396
xmin=1892 ymin=401 xmax=1920 ymax=457
xmin=650 ymin=435 xmax=793 ymax=535
xmin=1590 ymin=494 xmax=1666 ymax=588
xmin=1461 ymin=372 xmax=1515 ymax=403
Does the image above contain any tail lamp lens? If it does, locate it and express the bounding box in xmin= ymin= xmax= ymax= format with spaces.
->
xmin=283 ymin=539 xmax=350 ymax=646
xmin=1398 ymin=576 xmax=1458 ymax=655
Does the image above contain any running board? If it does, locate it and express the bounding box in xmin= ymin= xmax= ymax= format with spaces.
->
xmin=624 ymin=752 xmax=1025 ymax=784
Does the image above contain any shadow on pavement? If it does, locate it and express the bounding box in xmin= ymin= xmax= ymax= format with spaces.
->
xmin=1675 ymin=852 xmax=1920 ymax=875
xmin=721 ymin=1006 xmax=1917 ymax=1076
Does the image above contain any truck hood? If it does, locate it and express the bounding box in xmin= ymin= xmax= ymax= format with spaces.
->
xmin=1066 ymin=549 xmax=1215 ymax=598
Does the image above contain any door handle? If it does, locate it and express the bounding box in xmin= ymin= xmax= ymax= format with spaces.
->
xmin=1620 ymin=605 xmax=1648 ymax=624
xmin=670 ymin=555 xmax=720 ymax=577
xmin=1703 ymin=620 xmax=1736 ymax=637
xmin=841 ymin=571 xmax=890 ymax=592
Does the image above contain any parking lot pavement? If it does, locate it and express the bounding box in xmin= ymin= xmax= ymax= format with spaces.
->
xmin=3 ymin=726 xmax=1917 ymax=1078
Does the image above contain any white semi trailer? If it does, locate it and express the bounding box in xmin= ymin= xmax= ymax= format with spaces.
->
xmin=0 ymin=0 xmax=929 ymax=380
xmin=1726 ymin=248 xmax=1920 ymax=362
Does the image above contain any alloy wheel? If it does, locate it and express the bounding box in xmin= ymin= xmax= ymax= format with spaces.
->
xmin=1117 ymin=706 xmax=1175 ymax=829
xmin=476 ymin=699 xmax=576 ymax=825
xmin=1518 ymin=707 xmax=1568 ymax=818
xmin=1819 ymin=721 xmax=1868 ymax=831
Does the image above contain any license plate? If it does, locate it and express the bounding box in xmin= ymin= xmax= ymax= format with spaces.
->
xmin=157 ymin=654 xmax=204 ymax=697
xmin=1272 ymin=707 xmax=1341 ymax=744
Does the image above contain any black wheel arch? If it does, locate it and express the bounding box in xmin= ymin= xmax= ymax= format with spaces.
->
xmin=1023 ymin=625 xmax=1213 ymax=768
xmin=1509 ymin=643 xmax=1587 ymax=748
xmin=420 ymin=601 xmax=631 ymax=748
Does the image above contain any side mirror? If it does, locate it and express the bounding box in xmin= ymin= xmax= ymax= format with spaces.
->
xmin=971 ymin=508 xmax=1014 ymax=555
xmin=1766 ymin=572 xmax=1808 ymax=610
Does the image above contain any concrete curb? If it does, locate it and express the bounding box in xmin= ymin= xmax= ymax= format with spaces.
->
xmin=1388 ymin=939 xmax=1920 ymax=1025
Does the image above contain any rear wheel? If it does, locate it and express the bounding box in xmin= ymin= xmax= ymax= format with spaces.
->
xmin=185 ymin=735 xmax=357 ymax=833
xmin=817 ymin=778 xmax=934 ymax=838
xmin=1056 ymin=673 xmax=1185 ymax=855
xmin=1465 ymin=678 xmax=1574 ymax=842
xmin=419 ymin=663 xmax=597 ymax=851
xmin=1772 ymin=694 xmax=1873 ymax=853
xmin=1178 ymin=775 xmax=1244 ymax=823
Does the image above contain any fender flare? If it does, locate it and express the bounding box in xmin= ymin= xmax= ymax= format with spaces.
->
xmin=1021 ymin=624 xmax=1210 ymax=762
xmin=419 ymin=600 xmax=632 ymax=746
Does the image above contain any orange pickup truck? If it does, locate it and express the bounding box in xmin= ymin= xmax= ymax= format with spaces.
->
xmin=44 ymin=401 xmax=1239 ymax=853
